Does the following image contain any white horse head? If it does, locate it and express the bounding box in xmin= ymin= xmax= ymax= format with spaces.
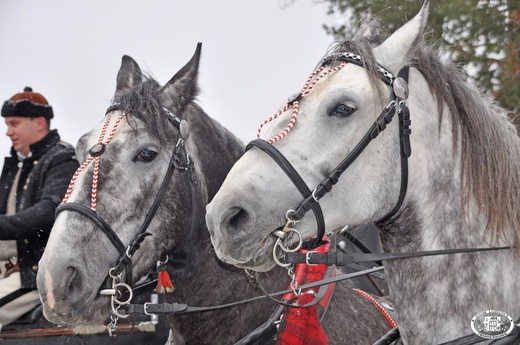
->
xmin=207 ymin=1 xmax=431 ymax=270
xmin=207 ymin=1 xmax=520 ymax=342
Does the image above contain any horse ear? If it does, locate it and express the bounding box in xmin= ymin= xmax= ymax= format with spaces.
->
xmin=115 ymin=55 xmax=143 ymax=98
xmin=373 ymin=0 xmax=429 ymax=74
xmin=160 ymin=43 xmax=202 ymax=114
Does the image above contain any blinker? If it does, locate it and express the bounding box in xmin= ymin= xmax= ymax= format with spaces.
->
xmin=393 ymin=77 xmax=409 ymax=100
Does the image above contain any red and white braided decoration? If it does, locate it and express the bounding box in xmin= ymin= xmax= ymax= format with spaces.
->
xmin=61 ymin=113 xmax=126 ymax=211
xmin=257 ymin=61 xmax=348 ymax=144
xmin=353 ymin=288 xmax=397 ymax=329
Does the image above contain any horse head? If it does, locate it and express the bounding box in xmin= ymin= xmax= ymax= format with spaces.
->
xmin=207 ymin=0 xmax=519 ymax=268
xmin=206 ymin=2 xmax=431 ymax=271
xmin=36 ymin=44 xmax=238 ymax=325
xmin=206 ymin=1 xmax=520 ymax=342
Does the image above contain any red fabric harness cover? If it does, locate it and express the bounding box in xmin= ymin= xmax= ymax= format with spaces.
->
xmin=276 ymin=242 xmax=332 ymax=345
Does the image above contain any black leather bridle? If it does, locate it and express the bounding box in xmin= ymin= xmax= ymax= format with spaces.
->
xmin=246 ymin=52 xmax=412 ymax=249
xmin=55 ymin=104 xmax=194 ymax=288
xmin=248 ymin=53 xmax=515 ymax=345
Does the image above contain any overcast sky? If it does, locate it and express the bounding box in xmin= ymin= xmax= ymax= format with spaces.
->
xmin=0 ymin=0 xmax=334 ymax=160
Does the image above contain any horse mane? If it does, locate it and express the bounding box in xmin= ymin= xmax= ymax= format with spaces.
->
xmin=113 ymin=76 xmax=177 ymax=146
xmin=410 ymin=45 xmax=520 ymax=249
xmin=326 ymin=34 xmax=520 ymax=250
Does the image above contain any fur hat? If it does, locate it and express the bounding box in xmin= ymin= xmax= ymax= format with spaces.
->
xmin=1 ymin=87 xmax=54 ymax=119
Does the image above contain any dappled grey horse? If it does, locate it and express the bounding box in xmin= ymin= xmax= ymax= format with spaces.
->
xmin=36 ymin=45 xmax=392 ymax=344
xmin=206 ymin=1 xmax=520 ymax=343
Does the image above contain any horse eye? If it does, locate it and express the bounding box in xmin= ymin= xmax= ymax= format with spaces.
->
xmin=330 ymin=103 xmax=356 ymax=117
xmin=134 ymin=149 xmax=158 ymax=162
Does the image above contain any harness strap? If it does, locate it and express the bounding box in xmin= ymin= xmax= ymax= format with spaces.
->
xmin=0 ymin=288 xmax=32 ymax=309
xmin=122 ymin=266 xmax=385 ymax=316
xmin=283 ymin=246 xmax=510 ymax=266
xmin=234 ymin=305 xmax=285 ymax=345
xmin=372 ymin=327 xmax=400 ymax=345
xmin=246 ymin=139 xmax=326 ymax=249
xmin=292 ymin=66 xmax=411 ymax=225
xmin=379 ymin=66 xmax=411 ymax=223
xmin=56 ymin=105 xmax=192 ymax=288
xmin=252 ymin=63 xmax=411 ymax=248
xmin=55 ymin=202 xmax=133 ymax=284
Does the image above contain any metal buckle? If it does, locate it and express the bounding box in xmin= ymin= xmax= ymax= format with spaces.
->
xmin=305 ymin=251 xmax=318 ymax=266
xmin=143 ymin=302 xmax=157 ymax=316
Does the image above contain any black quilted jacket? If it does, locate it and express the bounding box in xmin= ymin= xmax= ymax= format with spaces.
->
xmin=0 ymin=130 xmax=79 ymax=289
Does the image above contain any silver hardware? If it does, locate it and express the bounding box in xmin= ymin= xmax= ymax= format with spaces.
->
xmin=393 ymin=77 xmax=409 ymax=100
xmin=180 ymin=120 xmax=190 ymax=140
xmin=100 ymin=288 xmax=117 ymax=296
xmin=305 ymin=251 xmax=318 ymax=266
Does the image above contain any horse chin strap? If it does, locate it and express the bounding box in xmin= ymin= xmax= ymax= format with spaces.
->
xmin=246 ymin=53 xmax=411 ymax=251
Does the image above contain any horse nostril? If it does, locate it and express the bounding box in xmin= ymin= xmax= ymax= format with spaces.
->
xmin=225 ymin=206 xmax=251 ymax=231
xmin=64 ymin=266 xmax=80 ymax=295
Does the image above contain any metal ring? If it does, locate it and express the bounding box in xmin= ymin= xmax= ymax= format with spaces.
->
xmin=108 ymin=267 xmax=120 ymax=280
xmin=273 ymin=239 xmax=292 ymax=268
xmin=277 ymin=228 xmax=303 ymax=253
xmin=285 ymin=209 xmax=298 ymax=224
xmin=110 ymin=298 xmax=129 ymax=319
xmin=113 ymin=282 xmax=133 ymax=305
xmin=158 ymin=255 xmax=169 ymax=266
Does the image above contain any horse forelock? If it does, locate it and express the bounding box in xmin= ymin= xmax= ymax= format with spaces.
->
xmin=114 ymin=77 xmax=177 ymax=146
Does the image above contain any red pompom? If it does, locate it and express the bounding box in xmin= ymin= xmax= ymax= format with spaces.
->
xmin=155 ymin=259 xmax=175 ymax=293
xmin=155 ymin=266 xmax=175 ymax=293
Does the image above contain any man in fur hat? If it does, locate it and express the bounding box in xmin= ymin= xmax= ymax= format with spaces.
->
xmin=0 ymin=87 xmax=78 ymax=329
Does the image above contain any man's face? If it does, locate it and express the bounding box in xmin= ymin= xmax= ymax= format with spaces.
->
xmin=4 ymin=116 xmax=42 ymax=156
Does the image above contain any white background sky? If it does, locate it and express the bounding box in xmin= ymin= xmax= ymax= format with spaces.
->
xmin=0 ymin=0 xmax=335 ymax=160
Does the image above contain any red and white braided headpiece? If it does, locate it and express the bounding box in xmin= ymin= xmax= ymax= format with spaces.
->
xmin=61 ymin=112 xmax=126 ymax=211
xmin=257 ymin=61 xmax=348 ymax=144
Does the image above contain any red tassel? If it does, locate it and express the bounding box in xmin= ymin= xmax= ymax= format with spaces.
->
xmin=155 ymin=258 xmax=175 ymax=293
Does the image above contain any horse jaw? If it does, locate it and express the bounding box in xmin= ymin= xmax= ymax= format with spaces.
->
xmin=372 ymin=0 xmax=429 ymax=74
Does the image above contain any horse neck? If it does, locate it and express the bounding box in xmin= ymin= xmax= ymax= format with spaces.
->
xmin=185 ymin=108 xmax=244 ymax=200
xmin=377 ymin=81 xmax=520 ymax=342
